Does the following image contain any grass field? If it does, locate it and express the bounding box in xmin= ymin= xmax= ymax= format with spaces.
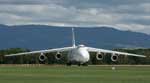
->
xmin=0 ymin=65 xmax=150 ymax=83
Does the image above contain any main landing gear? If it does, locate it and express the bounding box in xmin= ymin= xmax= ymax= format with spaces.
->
xmin=66 ymin=62 xmax=72 ymax=66
xmin=66 ymin=62 xmax=88 ymax=66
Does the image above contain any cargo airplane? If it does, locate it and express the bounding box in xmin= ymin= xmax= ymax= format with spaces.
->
xmin=5 ymin=28 xmax=146 ymax=66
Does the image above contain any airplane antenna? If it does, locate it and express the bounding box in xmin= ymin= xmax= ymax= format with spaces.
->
xmin=72 ymin=28 xmax=76 ymax=47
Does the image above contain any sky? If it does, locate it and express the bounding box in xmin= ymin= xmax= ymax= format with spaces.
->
xmin=0 ymin=0 xmax=150 ymax=34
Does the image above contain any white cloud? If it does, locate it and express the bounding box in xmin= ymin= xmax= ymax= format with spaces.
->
xmin=0 ymin=0 xmax=149 ymax=34
xmin=115 ymin=24 xmax=147 ymax=31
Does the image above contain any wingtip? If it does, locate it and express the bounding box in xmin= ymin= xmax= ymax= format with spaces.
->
xmin=4 ymin=55 xmax=11 ymax=57
xmin=142 ymin=55 xmax=147 ymax=58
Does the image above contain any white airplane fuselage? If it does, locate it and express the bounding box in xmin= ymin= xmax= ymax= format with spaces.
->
xmin=68 ymin=45 xmax=90 ymax=64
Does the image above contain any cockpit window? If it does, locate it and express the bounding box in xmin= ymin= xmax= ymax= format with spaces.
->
xmin=78 ymin=45 xmax=85 ymax=48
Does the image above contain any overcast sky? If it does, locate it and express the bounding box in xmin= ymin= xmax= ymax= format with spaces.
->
xmin=0 ymin=0 xmax=150 ymax=34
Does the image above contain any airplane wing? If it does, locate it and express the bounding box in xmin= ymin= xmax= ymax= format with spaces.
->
xmin=86 ymin=47 xmax=146 ymax=57
xmin=5 ymin=47 xmax=74 ymax=57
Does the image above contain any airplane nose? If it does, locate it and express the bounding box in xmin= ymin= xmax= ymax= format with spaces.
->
xmin=81 ymin=51 xmax=90 ymax=62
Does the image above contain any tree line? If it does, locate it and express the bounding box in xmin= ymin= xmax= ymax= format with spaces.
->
xmin=0 ymin=48 xmax=150 ymax=64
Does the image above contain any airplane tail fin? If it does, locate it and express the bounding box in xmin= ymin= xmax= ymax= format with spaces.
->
xmin=72 ymin=28 xmax=76 ymax=47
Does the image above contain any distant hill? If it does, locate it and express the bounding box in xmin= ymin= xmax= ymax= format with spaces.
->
xmin=0 ymin=24 xmax=150 ymax=50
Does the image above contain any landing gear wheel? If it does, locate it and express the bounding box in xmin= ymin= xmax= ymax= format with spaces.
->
xmin=78 ymin=63 xmax=81 ymax=66
xmin=82 ymin=63 xmax=88 ymax=66
xmin=66 ymin=62 xmax=72 ymax=66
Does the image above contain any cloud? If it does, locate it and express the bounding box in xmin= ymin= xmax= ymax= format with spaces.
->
xmin=0 ymin=0 xmax=60 ymax=5
xmin=0 ymin=0 xmax=149 ymax=34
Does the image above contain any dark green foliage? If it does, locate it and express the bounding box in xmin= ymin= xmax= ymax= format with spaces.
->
xmin=0 ymin=48 xmax=150 ymax=64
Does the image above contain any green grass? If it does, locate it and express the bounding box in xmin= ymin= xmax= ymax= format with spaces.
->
xmin=0 ymin=65 xmax=150 ymax=83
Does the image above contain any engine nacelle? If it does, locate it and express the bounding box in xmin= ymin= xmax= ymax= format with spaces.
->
xmin=111 ymin=54 xmax=118 ymax=62
xmin=55 ymin=52 xmax=62 ymax=60
xmin=39 ymin=53 xmax=47 ymax=62
xmin=96 ymin=52 xmax=103 ymax=60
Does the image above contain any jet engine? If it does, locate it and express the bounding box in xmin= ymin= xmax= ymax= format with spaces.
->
xmin=111 ymin=54 xmax=118 ymax=62
xmin=39 ymin=53 xmax=47 ymax=62
xmin=55 ymin=52 xmax=62 ymax=60
xmin=96 ymin=52 xmax=103 ymax=60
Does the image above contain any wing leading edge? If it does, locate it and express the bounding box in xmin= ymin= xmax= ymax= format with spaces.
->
xmin=5 ymin=47 xmax=74 ymax=57
xmin=87 ymin=47 xmax=146 ymax=57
